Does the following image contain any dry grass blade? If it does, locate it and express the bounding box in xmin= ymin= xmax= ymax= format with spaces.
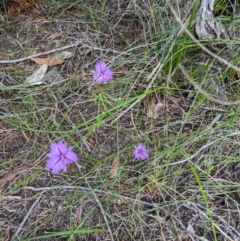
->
xmin=0 ymin=164 xmax=35 ymax=190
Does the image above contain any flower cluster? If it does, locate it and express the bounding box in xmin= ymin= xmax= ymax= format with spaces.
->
xmin=45 ymin=61 xmax=149 ymax=175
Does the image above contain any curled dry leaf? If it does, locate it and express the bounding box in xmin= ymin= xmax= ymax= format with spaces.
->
xmin=31 ymin=57 xmax=64 ymax=66
xmin=54 ymin=51 xmax=73 ymax=60
xmin=108 ymin=155 xmax=119 ymax=179
xmin=25 ymin=64 xmax=48 ymax=85
xmin=146 ymin=96 xmax=164 ymax=119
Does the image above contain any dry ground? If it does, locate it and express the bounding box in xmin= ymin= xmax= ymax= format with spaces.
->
xmin=1 ymin=0 xmax=240 ymax=241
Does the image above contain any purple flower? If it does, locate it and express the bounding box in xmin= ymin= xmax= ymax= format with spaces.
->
xmin=133 ymin=144 xmax=149 ymax=160
xmin=46 ymin=140 xmax=78 ymax=174
xmin=92 ymin=60 xmax=113 ymax=84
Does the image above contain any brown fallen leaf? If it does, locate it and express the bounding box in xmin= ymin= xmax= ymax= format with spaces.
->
xmin=31 ymin=57 xmax=64 ymax=66
xmin=146 ymin=96 xmax=164 ymax=119
xmin=108 ymin=156 xmax=119 ymax=179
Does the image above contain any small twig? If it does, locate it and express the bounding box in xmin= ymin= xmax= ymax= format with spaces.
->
xmin=0 ymin=195 xmax=21 ymax=200
xmin=166 ymin=139 xmax=219 ymax=166
xmin=186 ymin=201 xmax=240 ymax=240
xmin=207 ymin=114 xmax=222 ymax=129
xmin=0 ymin=41 xmax=124 ymax=65
xmin=22 ymin=185 xmax=167 ymax=208
xmin=10 ymin=195 xmax=42 ymax=241
xmin=0 ymin=42 xmax=82 ymax=64
xmin=167 ymin=131 xmax=240 ymax=166
xmin=216 ymin=213 xmax=240 ymax=239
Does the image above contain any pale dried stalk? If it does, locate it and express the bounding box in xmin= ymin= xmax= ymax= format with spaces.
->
xmin=195 ymin=0 xmax=229 ymax=39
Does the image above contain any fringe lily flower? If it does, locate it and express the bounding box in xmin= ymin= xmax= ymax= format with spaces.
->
xmin=46 ymin=140 xmax=78 ymax=174
xmin=133 ymin=144 xmax=149 ymax=160
xmin=92 ymin=60 xmax=113 ymax=84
